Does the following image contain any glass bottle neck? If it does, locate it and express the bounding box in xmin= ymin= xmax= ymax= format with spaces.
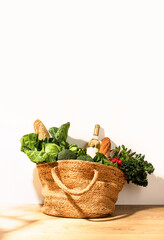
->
xmin=92 ymin=134 xmax=98 ymax=140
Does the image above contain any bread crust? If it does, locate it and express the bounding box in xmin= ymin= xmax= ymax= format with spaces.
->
xmin=99 ymin=137 xmax=111 ymax=158
xmin=33 ymin=119 xmax=50 ymax=140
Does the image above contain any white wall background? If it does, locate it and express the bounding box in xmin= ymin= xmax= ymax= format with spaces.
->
xmin=0 ymin=0 xmax=164 ymax=205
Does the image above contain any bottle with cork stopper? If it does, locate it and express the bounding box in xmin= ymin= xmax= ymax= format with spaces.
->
xmin=86 ymin=124 xmax=101 ymax=158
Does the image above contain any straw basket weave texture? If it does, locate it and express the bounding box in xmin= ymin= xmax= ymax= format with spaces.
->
xmin=36 ymin=160 xmax=125 ymax=218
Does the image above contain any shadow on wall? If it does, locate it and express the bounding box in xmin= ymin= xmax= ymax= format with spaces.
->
xmin=117 ymin=173 xmax=164 ymax=204
xmin=67 ymin=136 xmax=87 ymax=148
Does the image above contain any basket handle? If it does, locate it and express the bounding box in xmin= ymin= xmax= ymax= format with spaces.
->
xmin=51 ymin=167 xmax=98 ymax=195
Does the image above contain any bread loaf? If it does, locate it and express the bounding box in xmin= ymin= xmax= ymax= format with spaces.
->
xmin=33 ymin=119 xmax=50 ymax=140
xmin=99 ymin=137 xmax=111 ymax=158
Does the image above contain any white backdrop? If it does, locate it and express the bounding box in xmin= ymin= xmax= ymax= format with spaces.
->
xmin=0 ymin=0 xmax=164 ymax=205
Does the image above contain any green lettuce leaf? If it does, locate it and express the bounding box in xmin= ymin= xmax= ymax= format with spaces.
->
xmin=25 ymin=150 xmax=57 ymax=163
xmin=44 ymin=143 xmax=61 ymax=155
xmin=20 ymin=133 xmax=39 ymax=152
xmin=20 ymin=122 xmax=70 ymax=164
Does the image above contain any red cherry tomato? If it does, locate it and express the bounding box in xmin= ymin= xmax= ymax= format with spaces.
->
xmin=117 ymin=159 xmax=122 ymax=165
xmin=110 ymin=158 xmax=117 ymax=163
xmin=109 ymin=158 xmax=113 ymax=162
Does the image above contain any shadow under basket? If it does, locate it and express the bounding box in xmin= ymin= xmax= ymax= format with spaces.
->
xmin=36 ymin=160 xmax=125 ymax=218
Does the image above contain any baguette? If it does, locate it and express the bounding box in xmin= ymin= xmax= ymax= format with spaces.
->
xmin=33 ymin=119 xmax=50 ymax=140
xmin=99 ymin=137 xmax=111 ymax=158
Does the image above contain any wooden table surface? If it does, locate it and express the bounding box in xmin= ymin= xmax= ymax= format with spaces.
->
xmin=0 ymin=205 xmax=164 ymax=240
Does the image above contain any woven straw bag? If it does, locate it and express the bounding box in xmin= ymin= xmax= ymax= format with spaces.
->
xmin=36 ymin=160 xmax=125 ymax=218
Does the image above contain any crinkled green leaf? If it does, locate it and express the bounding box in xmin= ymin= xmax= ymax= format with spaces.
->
xmin=20 ymin=133 xmax=39 ymax=152
xmin=25 ymin=150 xmax=57 ymax=163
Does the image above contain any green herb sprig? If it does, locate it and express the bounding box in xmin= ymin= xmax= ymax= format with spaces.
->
xmin=111 ymin=145 xmax=155 ymax=187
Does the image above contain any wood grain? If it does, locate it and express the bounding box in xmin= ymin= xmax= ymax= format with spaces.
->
xmin=0 ymin=205 xmax=164 ymax=240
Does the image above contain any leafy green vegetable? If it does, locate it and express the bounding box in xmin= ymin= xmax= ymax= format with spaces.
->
xmin=111 ymin=145 xmax=155 ymax=187
xmin=49 ymin=122 xmax=70 ymax=145
xmin=77 ymin=155 xmax=93 ymax=162
xmin=69 ymin=144 xmax=78 ymax=152
xmin=69 ymin=144 xmax=86 ymax=157
xmin=59 ymin=141 xmax=70 ymax=150
xmin=57 ymin=149 xmax=77 ymax=160
xmin=49 ymin=127 xmax=58 ymax=138
xmin=41 ymin=137 xmax=58 ymax=144
xmin=110 ymin=145 xmax=136 ymax=161
xmin=48 ymin=122 xmax=70 ymax=150
xmin=26 ymin=150 xmax=57 ymax=163
xmin=20 ymin=133 xmax=39 ymax=152
xmin=44 ymin=143 xmax=61 ymax=153
xmin=20 ymin=135 xmax=59 ymax=164
xmin=93 ymin=152 xmax=118 ymax=167
xmin=20 ymin=122 xmax=71 ymax=164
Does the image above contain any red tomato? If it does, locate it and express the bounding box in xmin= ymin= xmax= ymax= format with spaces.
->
xmin=117 ymin=159 xmax=122 ymax=165
xmin=110 ymin=158 xmax=117 ymax=163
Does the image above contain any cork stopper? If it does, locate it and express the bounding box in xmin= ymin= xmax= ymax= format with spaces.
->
xmin=93 ymin=124 xmax=100 ymax=136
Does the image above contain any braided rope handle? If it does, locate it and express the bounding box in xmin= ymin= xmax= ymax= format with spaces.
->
xmin=51 ymin=167 xmax=98 ymax=195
